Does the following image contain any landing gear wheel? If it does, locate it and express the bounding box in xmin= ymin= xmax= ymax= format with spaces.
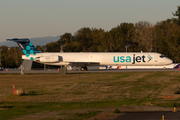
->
xmin=80 ymin=67 xmax=85 ymax=71
xmin=80 ymin=66 xmax=88 ymax=71
xmin=84 ymin=66 xmax=87 ymax=71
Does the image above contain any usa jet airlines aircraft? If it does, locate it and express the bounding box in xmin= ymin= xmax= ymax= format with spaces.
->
xmin=7 ymin=38 xmax=173 ymax=71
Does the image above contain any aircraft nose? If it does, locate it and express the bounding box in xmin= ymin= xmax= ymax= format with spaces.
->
xmin=166 ymin=58 xmax=173 ymax=64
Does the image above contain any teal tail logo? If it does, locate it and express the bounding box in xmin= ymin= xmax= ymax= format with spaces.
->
xmin=6 ymin=38 xmax=41 ymax=61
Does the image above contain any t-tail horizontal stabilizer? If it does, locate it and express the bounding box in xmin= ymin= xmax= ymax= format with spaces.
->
xmin=7 ymin=38 xmax=41 ymax=56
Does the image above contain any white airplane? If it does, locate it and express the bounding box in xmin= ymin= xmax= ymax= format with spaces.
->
xmin=7 ymin=38 xmax=173 ymax=71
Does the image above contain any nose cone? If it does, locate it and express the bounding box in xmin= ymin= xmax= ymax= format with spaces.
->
xmin=166 ymin=58 xmax=173 ymax=65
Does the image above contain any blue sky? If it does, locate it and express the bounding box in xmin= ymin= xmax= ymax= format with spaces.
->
xmin=0 ymin=0 xmax=179 ymax=42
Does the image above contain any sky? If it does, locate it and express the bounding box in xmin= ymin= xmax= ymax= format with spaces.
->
xmin=0 ymin=0 xmax=179 ymax=42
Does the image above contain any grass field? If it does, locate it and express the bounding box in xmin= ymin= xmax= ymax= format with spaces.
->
xmin=0 ymin=72 xmax=180 ymax=120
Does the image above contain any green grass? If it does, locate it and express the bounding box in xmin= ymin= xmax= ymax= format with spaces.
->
xmin=63 ymin=84 xmax=71 ymax=87
xmin=1 ymin=72 xmax=180 ymax=119
xmin=74 ymin=111 xmax=101 ymax=120
xmin=113 ymin=108 xmax=121 ymax=113
xmin=97 ymin=73 xmax=131 ymax=82
xmin=0 ymin=98 xmax=158 ymax=119
xmin=72 ymin=91 xmax=87 ymax=95
xmin=155 ymin=103 xmax=180 ymax=107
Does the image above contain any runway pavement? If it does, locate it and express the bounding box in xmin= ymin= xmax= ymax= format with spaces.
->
xmin=110 ymin=111 xmax=180 ymax=120
xmin=0 ymin=68 xmax=179 ymax=74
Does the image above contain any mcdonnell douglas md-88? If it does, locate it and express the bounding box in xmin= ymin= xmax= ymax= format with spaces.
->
xmin=7 ymin=38 xmax=173 ymax=71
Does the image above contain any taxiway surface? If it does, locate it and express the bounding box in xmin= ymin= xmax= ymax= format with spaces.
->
xmin=0 ymin=68 xmax=179 ymax=74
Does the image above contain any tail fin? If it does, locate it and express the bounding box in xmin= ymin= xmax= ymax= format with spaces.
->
xmin=7 ymin=38 xmax=41 ymax=56
xmin=174 ymin=64 xmax=180 ymax=68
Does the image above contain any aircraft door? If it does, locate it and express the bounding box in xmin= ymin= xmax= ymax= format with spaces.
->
xmin=154 ymin=56 xmax=158 ymax=62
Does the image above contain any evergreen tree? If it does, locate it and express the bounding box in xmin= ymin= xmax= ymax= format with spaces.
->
xmin=172 ymin=6 xmax=180 ymax=25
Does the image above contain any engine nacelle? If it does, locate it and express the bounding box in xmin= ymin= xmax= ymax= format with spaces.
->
xmin=36 ymin=56 xmax=62 ymax=63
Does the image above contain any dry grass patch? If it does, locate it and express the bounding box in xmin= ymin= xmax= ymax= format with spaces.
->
xmin=0 ymin=72 xmax=180 ymax=103
xmin=0 ymin=72 xmax=180 ymax=119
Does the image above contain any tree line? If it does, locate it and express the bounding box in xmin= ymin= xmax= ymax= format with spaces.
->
xmin=0 ymin=6 xmax=180 ymax=68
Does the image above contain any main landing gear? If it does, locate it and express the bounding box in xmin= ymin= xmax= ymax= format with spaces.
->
xmin=80 ymin=66 xmax=88 ymax=71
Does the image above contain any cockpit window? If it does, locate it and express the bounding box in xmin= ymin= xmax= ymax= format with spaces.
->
xmin=160 ymin=54 xmax=165 ymax=58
